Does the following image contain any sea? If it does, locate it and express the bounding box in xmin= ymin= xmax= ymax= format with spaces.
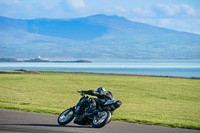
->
xmin=0 ymin=61 xmax=200 ymax=78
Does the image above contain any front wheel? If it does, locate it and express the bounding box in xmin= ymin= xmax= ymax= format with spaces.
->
xmin=92 ymin=111 xmax=111 ymax=128
xmin=58 ymin=109 xmax=74 ymax=125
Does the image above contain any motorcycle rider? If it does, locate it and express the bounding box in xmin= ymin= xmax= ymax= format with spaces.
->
xmin=80 ymin=87 xmax=114 ymax=114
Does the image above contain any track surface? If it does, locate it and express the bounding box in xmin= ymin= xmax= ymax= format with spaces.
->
xmin=0 ymin=109 xmax=199 ymax=133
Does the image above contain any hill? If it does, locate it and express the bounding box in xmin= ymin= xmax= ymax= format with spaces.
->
xmin=0 ymin=14 xmax=200 ymax=60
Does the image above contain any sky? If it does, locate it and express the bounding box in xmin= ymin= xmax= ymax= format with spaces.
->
xmin=0 ymin=0 xmax=200 ymax=35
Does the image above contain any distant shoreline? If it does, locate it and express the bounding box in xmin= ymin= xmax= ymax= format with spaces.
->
xmin=0 ymin=57 xmax=92 ymax=63
xmin=0 ymin=70 xmax=199 ymax=79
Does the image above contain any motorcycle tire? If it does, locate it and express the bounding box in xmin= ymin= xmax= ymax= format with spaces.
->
xmin=58 ymin=109 xmax=74 ymax=125
xmin=92 ymin=111 xmax=111 ymax=128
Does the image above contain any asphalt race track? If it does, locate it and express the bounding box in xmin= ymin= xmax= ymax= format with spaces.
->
xmin=0 ymin=109 xmax=199 ymax=133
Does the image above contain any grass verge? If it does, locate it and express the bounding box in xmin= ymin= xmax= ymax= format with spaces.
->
xmin=0 ymin=71 xmax=199 ymax=129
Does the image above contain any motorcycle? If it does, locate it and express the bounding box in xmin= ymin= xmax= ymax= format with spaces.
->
xmin=57 ymin=91 xmax=122 ymax=128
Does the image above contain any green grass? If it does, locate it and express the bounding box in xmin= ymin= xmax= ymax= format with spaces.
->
xmin=0 ymin=72 xmax=200 ymax=129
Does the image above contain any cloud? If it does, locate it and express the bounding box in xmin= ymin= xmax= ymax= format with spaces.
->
xmin=129 ymin=3 xmax=200 ymax=18
xmin=156 ymin=18 xmax=200 ymax=34
xmin=59 ymin=0 xmax=89 ymax=18
xmin=155 ymin=4 xmax=199 ymax=17
xmin=127 ymin=3 xmax=200 ymax=25
xmin=180 ymin=4 xmax=198 ymax=16
xmin=128 ymin=3 xmax=200 ymax=34
xmin=155 ymin=4 xmax=180 ymax=16
xmin=159 ymin=19 xmax=172 ymax=26
xmin=104 ymin=7 xmax=127 ymax=15
xmin=0 ymin=0 xmax=89 ymax=19
xmin=132 ymin=7 xmax=156 ymax=17
xmin=0 ymin=0 xmax=17 ymax=4
xmin=65 ymin=0 xmax=87 ymax=9
xmin=115 ymin=7 xmax=127 ymax=13
xmin=40 ymin=2 xmax=59 ymax=10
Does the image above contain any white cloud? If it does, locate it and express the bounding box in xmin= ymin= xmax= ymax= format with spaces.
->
xmin=58 ymin=0 xmax=89 ymax=18
xmin=180 ymin=4 xmax=198 ymax=16
xmin=115 ymin=7 xmax=127 ymax=13
xmin=159 ymin=19 xmax=172 ymax=26
xmin=66 ymin=0 xmax=87 ymax=9
xmin=155 ymin=4 xmax=199 ymax=17
xmin=103 ymin=8 xmax=114 ymax=14
xmin=40 ymin=2 xmax=58 ymax=10
xmin=104 ymin=7 xmax=126 ymax=13
xmin=103 ymin=6 xmax=128 ymax=17
xmin=128 ymin=3 xmax=200 ymax=35
xmin=127 ymin=3 xmax=199 ymax=19
xmin=155 ymin=4 xmax=180 ymax=16
xmin=132 ymin=7 xmax=155 ymax=17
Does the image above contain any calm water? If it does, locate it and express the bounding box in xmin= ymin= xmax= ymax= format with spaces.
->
xmin=0 ymin=61 xmax=200 ymax=77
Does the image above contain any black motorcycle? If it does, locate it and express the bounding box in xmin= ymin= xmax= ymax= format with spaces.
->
xmin=57 ymin=91 xmax=122 ymax=128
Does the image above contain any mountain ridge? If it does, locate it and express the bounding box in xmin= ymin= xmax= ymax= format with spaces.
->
xmin=0 ymin=14 xmax=200 ymax=60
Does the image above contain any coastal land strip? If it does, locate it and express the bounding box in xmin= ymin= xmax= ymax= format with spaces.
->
xmin=0 ymin=70 xmax=199 ymax=79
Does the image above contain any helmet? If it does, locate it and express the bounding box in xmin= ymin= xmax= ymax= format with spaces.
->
xmin=97 ymin=87 xmax=106 ymax=92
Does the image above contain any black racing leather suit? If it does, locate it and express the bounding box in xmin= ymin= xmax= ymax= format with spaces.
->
xmin=82 ymin=90 xmax=114 ymax=111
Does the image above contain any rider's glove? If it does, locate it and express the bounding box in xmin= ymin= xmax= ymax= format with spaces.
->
xmin=80 ymin=91 xmax=85 ymax=96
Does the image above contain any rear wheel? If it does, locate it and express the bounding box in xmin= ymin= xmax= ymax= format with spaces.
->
xmin=92 ymin=111 xmax=111 ymax=128
xmin=58 ymin=109 xmax=74 ymax=125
